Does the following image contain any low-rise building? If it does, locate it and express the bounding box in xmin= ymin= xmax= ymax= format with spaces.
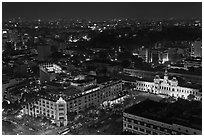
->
xmin=22 ymin=78 xmax=123 ymax=126
xmin=121 ymin=69 xmax=201 ymax=101
xmin=123 ymin=99 xmax=202 ymax=135
xmin=39 ymin=63 xmax=63 ymax=83
xmin=134 ymin=70 xmax=201 ymax=101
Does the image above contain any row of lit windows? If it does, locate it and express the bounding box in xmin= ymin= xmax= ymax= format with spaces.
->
xmin=67 ymin=85 xmax=121 ymax=107
xmin=26 ymin=109 xmax=55 ymax=119
xmin=124 ymin=117 xmax=198 ymax=135
xmin=136 ymin=82 xmax=199 ymax=96
xmin=37 ymin=99 xmax=55 ymax=106
xmin=125 ymin=124 xmax=159 ymax=135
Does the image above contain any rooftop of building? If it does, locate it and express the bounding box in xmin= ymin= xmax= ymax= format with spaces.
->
xmin=39 ymin=84 xmax=100 ymax=102
xmin=117 ymin=74 xmax=153 ymax=83
xmin=71 ymin=75 xmax=96 ymax=84
xmin=178 ymin=82 xmax=202 ymax=91
xmin=95 ymin=76 xmax=114 ymax=84
xmin=85 ymin=59 xmax=120 ymax=66
xmin=124 ymin=99 xmax=202 ymax=130
xmin=49 ymin=86 xmax=82 ymax=97
xmin=95 ymin=76 xmax=122 ymax=85
xmin=184 ymin=58 xmax=202 ymax=63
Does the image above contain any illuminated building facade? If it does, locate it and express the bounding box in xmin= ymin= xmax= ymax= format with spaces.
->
xmin=138 ymin=47 xmax=149 ymax=62
xmin=134 ymin=70 xmax=202 ymax=101
xmin=23 ymin=78 xmax=123 ymax=126
xmin=39 ymin=63 xmax=62 ymax=83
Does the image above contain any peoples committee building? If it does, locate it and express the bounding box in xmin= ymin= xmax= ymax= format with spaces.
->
xmin=122 ymin=69 xmax=202 ymax=101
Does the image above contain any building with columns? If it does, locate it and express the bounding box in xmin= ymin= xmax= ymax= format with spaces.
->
xmin=134 ymin=70 xmax=201 ymax=101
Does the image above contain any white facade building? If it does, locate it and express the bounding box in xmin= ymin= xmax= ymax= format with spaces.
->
xmin=23 ymin=79 xmax=123 ymax=126
xmin=134 ymin=70 xmax=201 ymax=101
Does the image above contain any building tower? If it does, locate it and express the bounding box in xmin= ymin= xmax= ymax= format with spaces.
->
xmin=163 ymin=68 xmax=168 ymax=83
xmin=55 ymin=97 xmax=68 ymax=127
xmin=37 ymin=43 xmax=51 ymax=61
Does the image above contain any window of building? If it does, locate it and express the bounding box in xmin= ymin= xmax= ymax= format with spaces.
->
xmin=160 ymin=127 xmax=165 ymax=132
xmin=153 ymin=125 xmax=157 ymax=129
xmin=127 ymin=118 xmax=132 ymax=123
xmin=153 ymin=132 xmax=158 ymax=135
xmin=128 ymin=124 xmax=132 ymax=128
xmin=139 ymin=128 xmax=145 ymax=132
xmin=146 ymin=130 xmax=151 ymax=134
xmin=59 ymin=108 xmax=64 ymax=111
xmin=166 ymin=129 xmax=172 ymax=134
xmin=59 ymin=117 xmax=64 ymax=120
xmin=146 ymin=123 xmax=151 ymax=128
xmin=59 ymin=113 xmax=64 ymax=116
xmin=134 ymin=126 xmax=138 ymax=130
xmin=134 ymin=120 xmax=138 ymax=124
xmin=58 ymin=104 xmax=64 ymax=107
xmin=140 ymin=122 xmax=144 ymax=126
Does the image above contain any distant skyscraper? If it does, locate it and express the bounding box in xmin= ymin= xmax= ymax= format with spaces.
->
xmin=149 ymin=49 xmax=162 ymax=64
xmin=37 ymin=43 xmax=51 ymax=61
xmin=138 ymin=47 xmax=149 ymax=62
xmin=191 ymin=38 xmax=202 ymax=57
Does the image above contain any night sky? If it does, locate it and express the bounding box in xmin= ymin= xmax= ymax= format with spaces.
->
xmin=2 ymin=2 xmax=202 ymax=20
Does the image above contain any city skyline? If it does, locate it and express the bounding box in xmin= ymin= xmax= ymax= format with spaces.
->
xmin=2 ymin=1 xmax=202 ymax=135
xmin=3 ymin=2 xmax=202 ymax=21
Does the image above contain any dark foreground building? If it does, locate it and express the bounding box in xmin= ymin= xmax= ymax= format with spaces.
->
xmin=123 ymin=99 xmax=202 ymax=135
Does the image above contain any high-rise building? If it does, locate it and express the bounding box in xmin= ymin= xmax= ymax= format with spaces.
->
xmin=138 ymin=47 xmax=149 ymax=62
xmin=149 ymin=49 xmax=163 ymax=64
xmin=37 ymin=43 xmax=51 ymax=61
xmin=191 ymin=39 xmax=202 ymax=57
